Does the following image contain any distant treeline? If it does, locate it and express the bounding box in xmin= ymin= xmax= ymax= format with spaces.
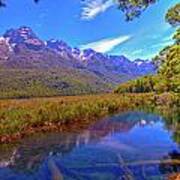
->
xmin=115 ymin=33 xmax=180 ymax=94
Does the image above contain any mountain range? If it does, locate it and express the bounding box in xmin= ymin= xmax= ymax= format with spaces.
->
xmin=0 ymin=26 xmax=156 ymax=98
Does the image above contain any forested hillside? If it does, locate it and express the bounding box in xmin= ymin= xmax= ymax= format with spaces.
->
xmin=115 ymin=3 xmax=180 ymax=94
xmin=115 ymin=42 xmax=180 ymax=93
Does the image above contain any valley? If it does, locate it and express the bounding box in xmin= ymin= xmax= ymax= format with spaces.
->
xmin=0 ymin=27 xmax=156 ymax=98
xmin=0 ymin=1 xmax=179 ymax=179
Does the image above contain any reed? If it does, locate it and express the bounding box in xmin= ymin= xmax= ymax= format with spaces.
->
xmin=0 ymin=93 xmax=179 ymax=143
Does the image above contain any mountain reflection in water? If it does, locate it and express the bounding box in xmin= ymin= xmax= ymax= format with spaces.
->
xmin=0 ymin=111 xmax=179 ymax=179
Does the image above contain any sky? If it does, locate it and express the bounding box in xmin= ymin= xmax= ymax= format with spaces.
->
xmin=0 ymin=0 xmax=179 ymax=60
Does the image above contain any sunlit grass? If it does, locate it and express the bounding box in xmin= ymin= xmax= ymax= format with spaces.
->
xmin=0 ymin=93 xmax=179 ymax=142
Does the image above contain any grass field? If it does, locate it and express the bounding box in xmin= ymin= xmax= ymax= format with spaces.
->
xmin=0 ymin=93 xmax=179 ymax=143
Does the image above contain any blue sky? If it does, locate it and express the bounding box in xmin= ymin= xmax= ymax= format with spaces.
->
xmin=0 ymin=0 xmax=178 ymax=60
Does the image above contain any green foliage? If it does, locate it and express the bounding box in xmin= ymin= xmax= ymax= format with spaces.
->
xmin=173 ymin=28 xmax=180 ymax=44
xmin=115 ymin=8 xmax=180 ymax=95
xmin=165 ymin=3 xmax=180 ymax=27
xmin=115 ymin=75 xmax=156 ymax=93
xmin=159 ymin=44 xmax=180 ymax=92
xmin=115 ymin=44 xmax=180 ymax=94
xmin=116 ymin=0 xmax=158 ymax=20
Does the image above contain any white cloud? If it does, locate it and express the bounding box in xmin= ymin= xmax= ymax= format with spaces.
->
xmin=81 ymin=0 xmax=114 ymax=20
xmin=79 ymin=35 xmax=132 ymax=53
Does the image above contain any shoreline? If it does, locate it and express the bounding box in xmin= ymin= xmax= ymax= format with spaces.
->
xmin=0 ymin=93 xmax=179 ymax=144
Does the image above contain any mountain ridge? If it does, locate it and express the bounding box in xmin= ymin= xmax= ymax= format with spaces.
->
xmin=0 ymin=26 xmax=156 ymax=98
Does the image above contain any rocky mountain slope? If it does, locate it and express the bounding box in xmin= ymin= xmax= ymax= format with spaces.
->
xmin=0 ymin=27 xmax=156 ymax=98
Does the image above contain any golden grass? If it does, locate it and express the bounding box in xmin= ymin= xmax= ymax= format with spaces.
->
xmin=0 ymin=93 xmax=179 ymax=143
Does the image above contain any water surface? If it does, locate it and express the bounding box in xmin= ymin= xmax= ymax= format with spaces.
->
xmin=0 ymin=111 xmax=179 ymax=179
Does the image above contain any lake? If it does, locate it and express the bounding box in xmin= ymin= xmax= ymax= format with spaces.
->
xmin=0 ymin=110 xmax=179 ymax=179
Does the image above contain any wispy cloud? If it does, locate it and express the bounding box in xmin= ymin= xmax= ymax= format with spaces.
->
xmin=131 ymin=49 xmax=143 ymax=56
xmin=81 ymin=0 xmax=114 ymax=20
xmin=79 ymin=35 xmax=132 ymax=53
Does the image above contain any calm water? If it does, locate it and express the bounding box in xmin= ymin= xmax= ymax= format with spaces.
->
xmin=0 ymin=111 xmax=179 ymax=180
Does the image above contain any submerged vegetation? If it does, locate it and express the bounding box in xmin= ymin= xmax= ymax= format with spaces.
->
xmin=0 ymin=93 xmax=179 ymax=143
